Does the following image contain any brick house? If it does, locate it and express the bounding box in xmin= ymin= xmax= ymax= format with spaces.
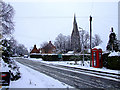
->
xmin=30 ymin=45 xmax=40 ymax=54
xmin=41 ymin=41 xmax=56 ymax=54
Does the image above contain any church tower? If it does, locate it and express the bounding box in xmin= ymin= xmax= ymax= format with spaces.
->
xmin=71 ymin=14 xmax=81 ymax=53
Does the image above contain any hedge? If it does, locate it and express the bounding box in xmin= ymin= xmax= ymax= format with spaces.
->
xmin=42 ymin=55 xmax=58 ymax=61
xmin=30 ymin=54 xmax=43 ymax=58
xmin=103 ymin=53 xmax=120 ymax=70
xmin=30 ymin=54 xmax=90 ymax=61
xmin=102 ymin=53 xmax=110 ymax=67
xmin=107 ymin=56 xmax=120 ymax=70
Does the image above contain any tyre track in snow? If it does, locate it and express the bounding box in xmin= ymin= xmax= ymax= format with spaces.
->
xmin=50 ymin=64 xmax=120 ymax=80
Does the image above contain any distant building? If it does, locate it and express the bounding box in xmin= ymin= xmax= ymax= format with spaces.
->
xmin=71 ymin=14 xmax=81 ymax=53
xmin=30 ymin=45 xmax=40 ymax=54
xmin=41 ymin=41 xmax=56 ymax=54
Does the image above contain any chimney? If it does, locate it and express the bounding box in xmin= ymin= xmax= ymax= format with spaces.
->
xmin=49 ymin=41 xmax=51 ymax=44
xmin=34 ymin=45 xmax=37 ymax=48
xmin=111 ymin=27 xmax=114 ymax=32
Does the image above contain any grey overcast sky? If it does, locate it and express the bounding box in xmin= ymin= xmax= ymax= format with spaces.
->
xmin=4 ymin=0 xmax=119 ymax=51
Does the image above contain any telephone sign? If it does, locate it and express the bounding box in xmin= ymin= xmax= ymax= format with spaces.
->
xmin=0 ymin=72 xmax=10 ymax=86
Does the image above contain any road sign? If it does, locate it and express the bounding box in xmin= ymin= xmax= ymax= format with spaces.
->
xmin=58 ymin=54 xmax=63 ymax=61
xmin=0 ymin=72 xmax=11 ymax=86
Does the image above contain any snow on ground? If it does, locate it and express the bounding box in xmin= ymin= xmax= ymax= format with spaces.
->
xmin=26 ymin=57 xmax=119 ymax=74
xmin=1 ymin=58 xmax=9 ymax=72
xmin=1 ymin=58 xmax=72 ymax=88
xmin=9 ymin=60 xmax=73 ymax=88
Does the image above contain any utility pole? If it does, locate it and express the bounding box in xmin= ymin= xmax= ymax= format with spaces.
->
xmin=82 ymin=29 xmax=84 ymax=66
xmin=79 ymin=27 xmax=84 ymax=66
xmin=90 ymin=16 xmax=92 ymax=67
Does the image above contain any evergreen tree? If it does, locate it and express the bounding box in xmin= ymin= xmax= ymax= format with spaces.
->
xmin=106 ymin=27 xmax=119 ymax=52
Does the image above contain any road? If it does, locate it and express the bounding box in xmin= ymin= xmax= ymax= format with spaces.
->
xmin=15 ymin=58 xmax=120 ymax=89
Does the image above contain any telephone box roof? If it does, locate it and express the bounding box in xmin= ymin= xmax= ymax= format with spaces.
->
xmin=92 ymin=46 xmax=103 ymax=50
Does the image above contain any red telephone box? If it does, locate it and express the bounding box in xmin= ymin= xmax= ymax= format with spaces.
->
xmin=92 ymin=48 xmax=103 ymax=68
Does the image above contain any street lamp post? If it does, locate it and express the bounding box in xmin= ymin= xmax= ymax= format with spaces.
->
xmin=79 ymin=27 xmax=84 ymax=66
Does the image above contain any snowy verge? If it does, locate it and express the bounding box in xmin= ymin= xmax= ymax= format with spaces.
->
xmin=24 ymin=57 xmax=119 ymax=74
xmin=1 ymin=58 xmax=9 ymax=72
xmin=9 ymin=60 xmax=73 ymax=88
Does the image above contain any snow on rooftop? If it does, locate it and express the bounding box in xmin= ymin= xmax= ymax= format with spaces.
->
xmin=67 ymin=51 xmax=74 ymax=54
xmin=93 ymin=46 xmax=103 ymax=49
xmin=108 ymin=51 xmax=120 ymax=57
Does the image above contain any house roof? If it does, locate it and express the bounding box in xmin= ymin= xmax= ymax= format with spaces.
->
xmin=42 ymin=41 xmax=56 ymax=49
xmin=30 ymin=45 xmax=40 ymax=53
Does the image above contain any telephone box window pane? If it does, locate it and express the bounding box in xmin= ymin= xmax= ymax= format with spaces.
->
xmin=93 ymin=52 xmax=97 ymax=66
xmin=99 ymin=52 xmax=101 ymax=67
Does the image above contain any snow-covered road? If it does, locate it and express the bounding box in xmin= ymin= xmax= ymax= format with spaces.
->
xmin=15 ymin=58 xmax=120 ymax=89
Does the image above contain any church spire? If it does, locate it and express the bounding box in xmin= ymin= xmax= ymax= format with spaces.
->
xmin=73 ymin=13 xmax=77 ymax=25
xmin=71 ymin=14 xmax=81 ymax=53
xmin=73 ymin=13 xmax=78 ymax=33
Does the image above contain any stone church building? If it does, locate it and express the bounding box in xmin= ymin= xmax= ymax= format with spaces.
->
xmin=71 ymin=14 xmax=81 ymax=53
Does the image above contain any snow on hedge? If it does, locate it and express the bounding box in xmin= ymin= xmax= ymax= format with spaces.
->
xmin=108 ymin=51 xmax=120 ymax=57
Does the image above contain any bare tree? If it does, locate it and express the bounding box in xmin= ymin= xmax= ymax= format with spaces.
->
xmin=3 ymin=37 xmax=28 ymax=56
xmin=40 ymin=41 xmax=48 ymax=48
xmin=40 ymin=41 xmax=49 ymax=53
xmin=79 ymin=30 xmax=102 ymax=52
xmin=54 ymin=34 xmax=72 ymax=53
xmin=15 ymin=44 xmax=28 ymax=56
xmin=92 ymin=34 xmax=102 ymax=48
xmin=1 ymin=1 xmax=15 ymax=59
xmin=54 ymin=33 xmax=66 ymax=52
xmin=65 ymin=35 xmax=71 ymax=51
xmin=0 ymin=1 xmax=14 ymax=36
xmin=8 ymin=37 xmax=18 ymax=55
xmin=79 ymin=30 xmax=90 ymax=51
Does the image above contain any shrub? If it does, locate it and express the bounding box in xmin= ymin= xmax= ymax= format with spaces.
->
xmin=42 ymin=55 xmax=58 ymax=61
xmin=30 ymin=54 xmax=43 ymax=58
xmin=62 ymin=55 xmax=74 ymax=61
xmin=103 ymin=52 xmax=120 ymax=70
xmin=102 ymin=52 xmax=110 ymax=67
xmin=107 ymin=56 xmax=120 ymax=70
